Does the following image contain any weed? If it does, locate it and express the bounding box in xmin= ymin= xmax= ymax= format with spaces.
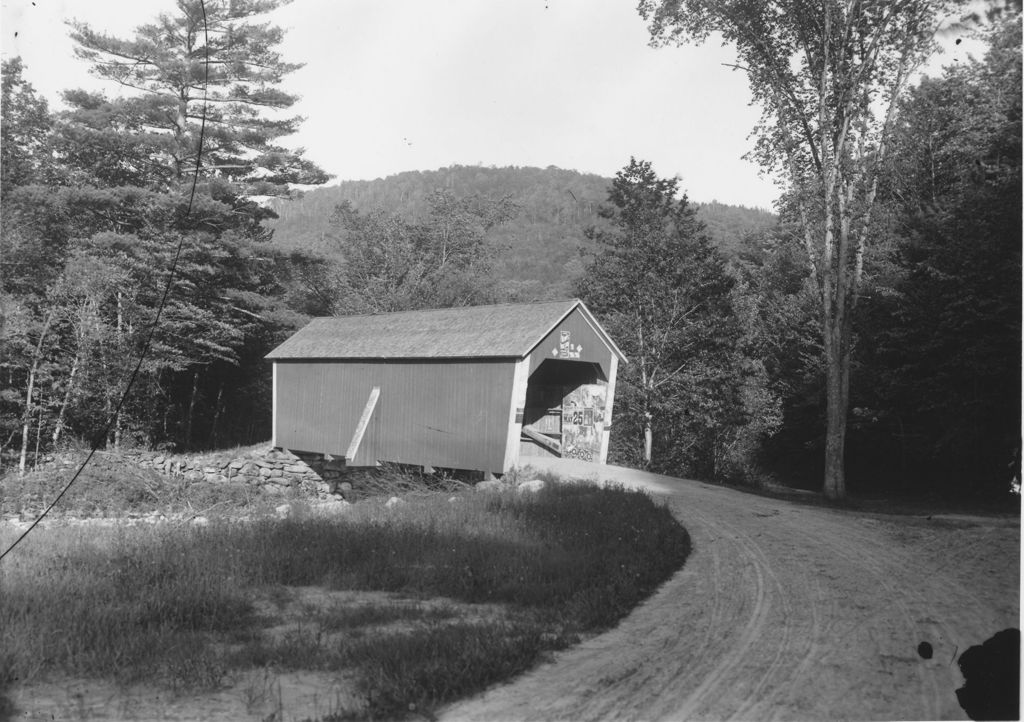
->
xmin=1 ymin=478 xmax=690 ymax=720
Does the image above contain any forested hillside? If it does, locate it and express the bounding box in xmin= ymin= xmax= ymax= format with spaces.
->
xmin=266 ymin=166 xmax=776 ymax=298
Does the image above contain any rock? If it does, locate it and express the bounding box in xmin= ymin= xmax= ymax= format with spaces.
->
xmin=258 ymin=466 xmax=273 ymax=478
xmin=228 ymin=460 xmax=244 ymax=470
xmin=517 ymin=480 xmax=546 ymax=494
xmin=385 ymin=496 xmax=405 ymax=508
xmin=283 ymin=464 xmax=308 ymax=474
xmin=313 ymin=499 xmax=350 ymax=515
xmin=184 ymin=469 xmax=204 ymax=482
xmin=448 ymin=496 xmax=461 ymax=503
xmin=267 ymin=468 xmax=283 ymax=478
xmin=275 ymin=503 xmax=291 ymax=519
xmin=202 ymin=466 xmax=220 ymax=475
xmin=240 ymin=462 xmax=259 ymax=475
xmin=475 ymin=480 xmax=504 ymax=492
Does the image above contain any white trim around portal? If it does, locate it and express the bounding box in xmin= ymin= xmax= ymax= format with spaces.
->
xmin=599 ymin=355 xmax=618 ymax=465
xmin=271 ymin=362 xmax=278 ymax=448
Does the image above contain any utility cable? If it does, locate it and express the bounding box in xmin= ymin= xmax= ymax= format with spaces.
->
xmin=0 ymin=0 xmax=210 ymax=562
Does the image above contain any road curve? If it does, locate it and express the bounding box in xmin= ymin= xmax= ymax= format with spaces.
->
xmin=440 ymin=460 xmax=1020 ymax=722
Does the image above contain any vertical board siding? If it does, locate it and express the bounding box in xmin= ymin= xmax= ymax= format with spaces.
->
xmin=275 ymin=359 xmax=515 ymax=472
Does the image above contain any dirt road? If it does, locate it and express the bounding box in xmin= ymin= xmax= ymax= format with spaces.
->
xmin=442 ymin=460 xmax=1020 ymax=721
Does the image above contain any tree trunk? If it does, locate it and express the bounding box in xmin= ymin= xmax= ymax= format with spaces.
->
xmin=19 ymin=310 xmax=53 ymax=475
xmin=18 ymin=365 xmax=37 ymax=476
xmin=51 ymin=351 xmax=81 ymax=447
xmin=822 ymin=297 xmax=852 ymax=500
xmin=113 ymin=291 xmax=124 ymax=450
xmin=33 ymin=401 xmax=44 ymax=471
xmin=209 ymin=382 xmax=224 ymax=448
xmin=185 ymin=369 xmax=200 ymax=450
xmin=643 ymin=410 xmax=653 ymax=468
xmin=823 ymin=352 xmax=848 ymax=500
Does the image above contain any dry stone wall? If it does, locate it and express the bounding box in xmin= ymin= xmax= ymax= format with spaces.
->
xmin=117 ymin=445 xmax=350 ymax=499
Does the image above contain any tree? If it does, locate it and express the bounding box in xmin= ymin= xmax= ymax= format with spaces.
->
xmin=0 ymin=3 xmax=329 ymax=463
xmin=577 ymin=159 xmax=744 ymax=477
xmin=862 ymin=13 xmax=1022 ymax=492
xmin=730 ymin=225 xmax=822 ymax=481
xmin=329 ymin=190 xmax=516 ymax=313
xmin=1 ymin=58 xmax=52 ymax=195
xmin=640 ymin=0 xmax=952 ymax=498
xmin=67 ymin=0 xmax=328 ymax=195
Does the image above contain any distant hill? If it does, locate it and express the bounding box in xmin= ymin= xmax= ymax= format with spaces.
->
xmin=267 ymin=165 xmax=776 ymax=299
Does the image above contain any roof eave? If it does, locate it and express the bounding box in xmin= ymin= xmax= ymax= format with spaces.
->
xmin=522 ymin=299 xmax=628 ymax=364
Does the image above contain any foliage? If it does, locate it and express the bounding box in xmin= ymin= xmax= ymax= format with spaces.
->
xmin=577 ymin=159 xmax=747 ymax=479
xmin=854 ymin=14 xmax=1022 ymax=493
xmin=266 ymin=165 xmax=777 ymax=299
xmin=0 ymin=481 xmax=690 ymax=719
xmin=325 ymin=189 xmax=517 ymax=313
xmin=641 ymin=0 xmax=956 ymax=498
xmin=0 ymin=59 xmax=52 ymax=194
xmin=731 ymin=226 xmax=825 ymax=484
xmin=0 ymin=1 xmax=328 ymax=465
xmin=67 ymin=0 xmax=329 ymax=194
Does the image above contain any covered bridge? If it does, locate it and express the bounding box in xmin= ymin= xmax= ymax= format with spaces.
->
xmin=266 ymin=299 xmax=626 ymax=475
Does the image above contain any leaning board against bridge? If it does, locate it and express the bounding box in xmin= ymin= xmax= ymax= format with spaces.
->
xmin=265 ymin=300 xmax=626 ymax=475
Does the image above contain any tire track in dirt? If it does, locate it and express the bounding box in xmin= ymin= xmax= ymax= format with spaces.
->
xmin=439 ymin=461 xmax=1019 ymax=722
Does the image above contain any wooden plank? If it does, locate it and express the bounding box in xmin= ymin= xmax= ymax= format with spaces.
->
xmin=346 ymin=386 xmax=380 ymax=461
xmin=521 ymin=425 xmax=561 ymax=455
xmin=503 ymin=357 xmax=531 ymax=471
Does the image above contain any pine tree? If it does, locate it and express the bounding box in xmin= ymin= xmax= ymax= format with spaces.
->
xmin=577 ymin=159 xmax=745 ymax=478
xmin=67 ymin=0 xmax=328 ymax=196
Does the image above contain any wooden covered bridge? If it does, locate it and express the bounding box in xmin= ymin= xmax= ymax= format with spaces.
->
xmin=265 ymin=299 xmax=626 ymax=475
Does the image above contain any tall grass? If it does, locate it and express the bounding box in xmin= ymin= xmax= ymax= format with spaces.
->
xmin=0 ymin=481 xmax=690 ymax=719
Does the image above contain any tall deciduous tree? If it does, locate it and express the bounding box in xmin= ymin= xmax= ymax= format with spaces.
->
xmin=640 ymin=0 xmax=951 ymax=497
xmin=577 ymin=159 xmax=744 ymax=477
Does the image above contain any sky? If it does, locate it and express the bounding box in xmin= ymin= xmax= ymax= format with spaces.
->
xmin=0 ymin=1 xmax=988 ymax=210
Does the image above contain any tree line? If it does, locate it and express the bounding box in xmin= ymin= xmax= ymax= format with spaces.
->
xmin=1 ymin=0 xmax=330 ymax=470
xmin=1 ymin=1 xmax=1019 ymax=500
xmin=266 ymin=165 xmax=777 ymax=299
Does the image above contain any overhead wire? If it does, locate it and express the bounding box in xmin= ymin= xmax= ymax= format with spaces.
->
xmin=0 ymin=0 xmax=211 ymax=562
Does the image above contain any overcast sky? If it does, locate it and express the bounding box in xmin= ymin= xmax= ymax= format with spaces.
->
xmin=1 ymin=1 xmax=986 ymax=210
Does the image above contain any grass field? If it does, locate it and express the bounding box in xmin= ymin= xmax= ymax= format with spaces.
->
xmin=0 ymin=473 xmax=690 ymax=720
